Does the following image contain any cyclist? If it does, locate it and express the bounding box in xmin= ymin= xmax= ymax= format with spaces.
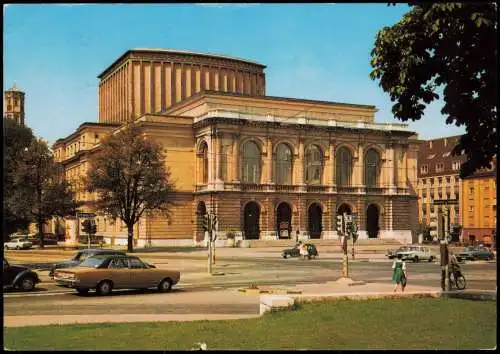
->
xmin=449 ymin=250 xmax=461 ymax=279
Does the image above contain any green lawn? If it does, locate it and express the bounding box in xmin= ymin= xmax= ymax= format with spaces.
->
xmin=4 ymin=298 xmax=496 ymax=350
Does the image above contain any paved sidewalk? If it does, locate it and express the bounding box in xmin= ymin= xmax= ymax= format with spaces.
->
xmin=2 ymin=279 xmax=457 ymax=328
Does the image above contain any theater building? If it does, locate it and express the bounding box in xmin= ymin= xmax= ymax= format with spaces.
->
xmin=53 ymin=48 xmax=419 ymax=247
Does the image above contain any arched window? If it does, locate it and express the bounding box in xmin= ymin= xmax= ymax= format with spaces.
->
xmin=242 ymin=141 xmax=261 ymax=183
xmin=336 ymin=147 xmax=353 ymax=186
xmin=275 ymin=143 xmax=293 ymax=184
xmin=365 ymin=149 xmax=380 ymax=187
xmin=305 ymin=145 xmax=323 ymax=184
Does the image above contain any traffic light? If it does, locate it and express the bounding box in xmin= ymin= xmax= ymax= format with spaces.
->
xmin=90 ymin=220 xmax=97 ymax=235
xmin=201 ymin=214 xmax=209 ymax=232
xmin=211 ymin=215 xmax=218 ymax=232
xmin=351 ymin=219 xmax=359 ymax=243
xmin=81 ymin=219 xmax=97 ymax=234
xmin=81 ymin=219 xmax=92 ymax=234
xmin=336 ymin=215 xmax=344 ymax=235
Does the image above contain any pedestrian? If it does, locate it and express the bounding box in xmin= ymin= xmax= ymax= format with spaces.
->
xmin=392 ymin=253 xmax=407 ymax=292
xmin=299 ymin=242 xmax=309 ymax=260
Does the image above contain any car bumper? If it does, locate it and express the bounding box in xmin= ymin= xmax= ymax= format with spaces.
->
xmin=54 ymin=279 xmax=80 ymax=288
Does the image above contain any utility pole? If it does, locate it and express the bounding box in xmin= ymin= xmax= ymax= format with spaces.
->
xmin=443 ymin=208 xmax=450 ymax=291
xmin=337 ymin=213 xmax=349 ymax=278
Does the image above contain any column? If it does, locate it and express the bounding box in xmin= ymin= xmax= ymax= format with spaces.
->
xmin=297 ymin=138 xmax=305 ymax=186
xmin=389 ymin=143 xmax=396 ymax=190
xmin=266 ymin=137 xmax=273 ymax=184
xmin=232 ymin=134 xmax=240 ymax=183
xmin=215 ymin=133 xmax=222 ymax=182
xmin=329 ymin=140 xmax=336 ymax=190
xmin=207 ymin=135 xmax=214 ymax=185
xmin=357 ymin=143 xmax=364 ymax=190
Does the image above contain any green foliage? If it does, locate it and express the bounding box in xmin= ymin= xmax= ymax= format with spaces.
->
xmin=4 ymin=299 xmax=496 ymax=350
xmin=370 ymin=3 xmax=497 ymax=178
xmin=86 ymin=122 xmax=175 ymax=253
xmin=3 ymin=120 xmax=78 ymax=243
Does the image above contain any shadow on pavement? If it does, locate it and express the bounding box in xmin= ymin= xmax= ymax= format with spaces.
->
xmin=133 ymin=246 xmax=205 ymax=253
xmin=4 ymin=287 xmax=50 ymax=293
xmin=72 ymin=287 xmax=187 ymax=297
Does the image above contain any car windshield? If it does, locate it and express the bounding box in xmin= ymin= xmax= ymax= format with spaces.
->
xmin=464 ymin=247 xmax=475 ymax=252
xmin=78 ymin=256 xmax=107 ymax=268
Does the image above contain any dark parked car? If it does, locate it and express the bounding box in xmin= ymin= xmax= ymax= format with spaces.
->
xmin=281 ymin=244 xmax=318 ymax=259
xmin=3 ymin=259 xmax=40 ymax=291
xmin=27 ymin=233 xmax=59 ymax=245
xmin=48 ymin=248 xmax=126 ymax=277
xmin=457 ymin=246 xmax=494 ymax=261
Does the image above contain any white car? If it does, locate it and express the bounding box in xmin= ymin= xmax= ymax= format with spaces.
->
xmin=399 ymin=246 xmax=436 ymax=263
xmin=4 ymin=238 xmax=33 ymax=250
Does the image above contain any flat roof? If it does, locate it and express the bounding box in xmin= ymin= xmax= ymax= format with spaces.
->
xmin=164 ymin=90 xmax=377 ymax=114
xmin=98 ymin=48 xmax=266 ymax=79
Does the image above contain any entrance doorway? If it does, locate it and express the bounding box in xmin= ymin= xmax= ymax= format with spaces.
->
xmin=366 ymin=204 xmax=379 ymax=238
xmin=196 ymin=202 xmax=207 ymax=242
xmin=276 ymin=202 xmax=292 ymax=239
xmin=244 ymin=202 xmax=260 ymax=239
xmin=308 ymin=203 xmax=322 ymax=239
xmin=337 ymin=203 xmax=352 ymax=217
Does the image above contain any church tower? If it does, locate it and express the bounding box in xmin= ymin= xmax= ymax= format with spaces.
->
xmin=4 ymin=84 xmax=25 ymax=125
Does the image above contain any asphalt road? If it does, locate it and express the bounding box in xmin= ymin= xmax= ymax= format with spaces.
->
xmin=4 ymin=258 xmax=496 ymax=318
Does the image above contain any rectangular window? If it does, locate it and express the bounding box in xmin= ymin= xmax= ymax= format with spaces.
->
xmin=452 ymin=161 xmax=461 ymax=171
xmin=438 ymin=177 xmax=442 ymax=185
xmin=420 ymin=164 xmax=428 ymax=174
xmin=446 ymin=176 xmax=451 ymax=183
xmin=436 ymin=163 xmax=444 ymax=172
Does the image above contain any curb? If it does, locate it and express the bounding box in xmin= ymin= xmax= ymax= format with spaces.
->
xmin=258 ymin=290 xmax=496 ymax=315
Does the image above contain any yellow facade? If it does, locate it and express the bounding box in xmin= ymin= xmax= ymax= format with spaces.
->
xmin=460 ymin=170 xmax=497 ymax=246
xmin=53 ymin=49 xmax=420 ymax=247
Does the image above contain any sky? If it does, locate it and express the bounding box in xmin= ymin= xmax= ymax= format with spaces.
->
xmin=3 ymin=3 xmax=466 ymax=146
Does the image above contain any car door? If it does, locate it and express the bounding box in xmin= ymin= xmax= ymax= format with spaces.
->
xmin=3 ymin=260 xmax=17 ymax=286
xmin=127 ymin=258 xmax=155 ymax=288
xmin=106 ymin=258 xmax=130 ymax=289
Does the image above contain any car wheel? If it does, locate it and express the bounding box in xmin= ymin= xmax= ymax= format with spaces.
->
xmin=414 ymin=256 xmax=419 ymax=263
xmin=428 ymin=256 xmax=434 ymax=262
xmin=158 ymin=278 xmax=172 ymax=293
xmin=282 ymin=254 xmax=288 ymax=259
xmin=76 ymin=287 xmax=89 ymax=295
xmin=96 ymin=280 xmax=113 ymax=296
xmin=18 ymin=276 xmax=36 ymax=291
xmin=4 ymin=245 xmax=9 ymax=250
xmin=16 ymin=246 xmax=20 ymax=250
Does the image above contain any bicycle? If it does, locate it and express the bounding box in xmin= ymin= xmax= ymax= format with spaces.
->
xmin=449 ymin=269 xmax=466 ymax=290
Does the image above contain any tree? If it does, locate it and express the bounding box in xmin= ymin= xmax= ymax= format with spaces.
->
xmin=86 ymin=122 xmax=175 ymax=253
xmin=3 ymin=118 xmax=79 ymax=246
xmin=17 ymin=138 xmax=79 ymax=248
xmin=370 ymin=3 xmax=497 ymax=178
xmin=3 ymin=119 xmax=35 ymax=239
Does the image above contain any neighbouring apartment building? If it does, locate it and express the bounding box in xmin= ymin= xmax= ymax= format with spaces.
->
xmin=460 ymin=161 xmax=497 ymax=247
xmin=417 ymin=136 xmax=466 ymax=239
xmin=52 ymin=48 xmax=420 ymax=247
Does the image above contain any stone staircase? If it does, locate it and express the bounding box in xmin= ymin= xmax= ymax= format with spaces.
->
xmin=247 ymin=238 xmax=403 ymax=248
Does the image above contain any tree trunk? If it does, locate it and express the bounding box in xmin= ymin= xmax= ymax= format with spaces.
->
xmin=127 ymin=224 xmax=134 ymax=253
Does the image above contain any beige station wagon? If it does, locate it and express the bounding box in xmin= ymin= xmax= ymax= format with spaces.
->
xmin=398 ymin=246 xmax=436 ymax=263
xmin=53 ymin=254 xmax=180 ymax=295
